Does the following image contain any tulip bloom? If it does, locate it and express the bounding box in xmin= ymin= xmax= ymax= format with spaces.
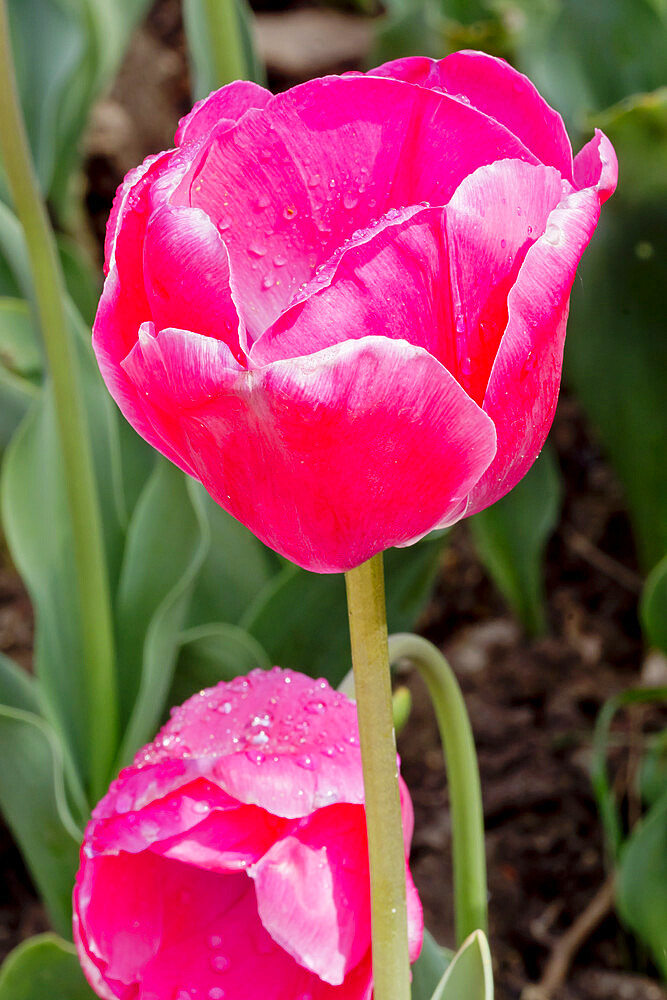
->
xmin=74 ymin=668 xmax=422 ymax=1000
xmin=93 ymin=51 xmax=617 ymax=573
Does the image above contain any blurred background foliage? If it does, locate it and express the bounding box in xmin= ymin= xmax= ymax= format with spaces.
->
xmin=0 ymin=0 xmax=665 ymax=995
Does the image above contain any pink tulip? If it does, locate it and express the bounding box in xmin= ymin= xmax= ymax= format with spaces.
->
xmin=74 ymin=668 xmax=423 ymax=1000
xmin=93 ymin=52 xmax=617 ymax=573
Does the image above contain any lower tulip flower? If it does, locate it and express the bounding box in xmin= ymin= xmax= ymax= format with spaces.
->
xmin=93 ymin=50 xmax=616 ymax=573
xmin=74 ymin=668 xmax=423 ymax=1000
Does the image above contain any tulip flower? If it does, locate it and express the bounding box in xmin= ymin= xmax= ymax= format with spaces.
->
xmin=73 ymin=668 xmax=423 ymax=1000
xmin=93 ymin=51 xmax=616 ymax=573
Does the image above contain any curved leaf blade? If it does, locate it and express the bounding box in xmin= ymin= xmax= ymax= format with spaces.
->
xmin=0 ymin=933 xmax=95 ymax=1000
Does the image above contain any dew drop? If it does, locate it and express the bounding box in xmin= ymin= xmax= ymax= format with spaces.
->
xmin=209 ymin=934 xmax=222 ymax=948
xmin=305 ymin=700 xmax=325 ymax=715
xmin=217 ymin=702 xmax=232 ymax=714
xmin=245 ymin=749 xmax=265 ymax=765
xmin=273 ymin=254 xmax=287 ymax=267
xmin=296 ymin=754 xmax=316 ymax=770
xmin=193 ymin=801 xmax=210 ymax=814
xmin=248 ymin=243 xmax=267 ymax=258
xmin=545 ymin=222 xmax=561 ymax=245
xmin=211 ymin=954 xmax=230 ymax=972
xmin=455 ymin=315 xmax=465 ymax=334
xmin=527 ymin=225 xmax=533 ymax=235
xmin=516 ymin=206 xmax=522 ymax=216
xmin=217 ymin=218 xmax=231 ymax=233
xmin=307 ymin=173 xmax=320 ymax=188
xmin=255 ymin=194 xmax=270 ymax=210
xmin=251 ymin=730 xmax=269 ymax=745
xmin=500 ymin=238 xmax=507 ymax=249
xmin=262 ymin=274 xmax=276 ymax=289
xmin=209 ymin=990 xmax=225 ymax=1000
xmin=343 ymin=192 xmax=359 ymax=210
xmin=461 ymin=356 xmax=475 ymax=375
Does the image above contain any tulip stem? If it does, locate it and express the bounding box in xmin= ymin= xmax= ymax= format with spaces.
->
xmin=388 ymin=633 xmax=488 ymax=945
xmin=345 ymin=554 xmax=411 ymax=1000
xmin=0 ymin=0 xmax=117 ymax=798
xmin=201 ymin=0 xmax=247 ymax=87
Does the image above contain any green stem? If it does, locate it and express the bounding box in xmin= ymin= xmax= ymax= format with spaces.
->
xmin=202 ymin=0 xmax=247 ymax=86
xmin=345 ymin=555 xmax=411 ymax=1000
xmin=388 ymin=633 xmax=488 ymax=944
xmin=0 ymin=0 xmax=117 ymax=798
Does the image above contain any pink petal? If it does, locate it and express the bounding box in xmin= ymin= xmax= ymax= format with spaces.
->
xmin=406 ymin=864 xmax=424 ymax=964
xmin=250 ymin=205 xmax=455 ymax=366
xmin=175 ymin=80 xmax=272 ymax=146
xmin=76 ymin=852 xmax=330 ymax=1000
xmin=444 ymin=159 xmax=564 ymax=404
xmin=121 ymin=334 xmax=496 ymax=571
xmin=370 ymin=51 xmax=573 ymax=180
xmin=142 ymin=205 xmax=246 ymax=362
xmin=465 ymin=185 xmax=602 ymax=517
xmin=573 ymin=128 xmax=618 ymax=203
xmin=250 ymin=804 xmax=370 ymax=985
xmin=172 ymin=74 xmax=538 ymax=339
xmin=139 ymin=669 xmax=367 ymax=817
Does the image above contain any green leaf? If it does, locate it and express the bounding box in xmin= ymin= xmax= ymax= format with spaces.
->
xmin=0 ymin=708 xmax=83 ymax=937
xmin=115 ymin=463 xmax=209 ymax=764
xmin=55 ymin=235 xmax=100 ymax=328
xmin=641 ymin=553 xmax=667 ymax=653
xmin=640 ymin=729 xmax=667 ymax=810
xmin=566 ymin=90 xmax=667 ymax=571
xmin=506 ymin=0 xmax=667 ymax=128
xmin=0 ymin=298 xmax=40 ymax=449
xmin=0 ymin=651 xmax=39 ymax=713
xmin=243 ymin=535 xmax=446 ymax=686
xmin=184 ymin=0 xmax=265 ymax=98
xmin=168 ymin=623 xmax=271 ymax=709
xmin=411 ymin=928 xmax=453 ymax=1000
xmin=0 ymin=934 xmax=96 ymax=1000
xmin=469 ymin=444 xmax=562 ymax=634
xmin=617 ymin=790 xmax=667 ymax=979
xmin=1 ymin=361 xmax=124 ymax=786
xmin=431 ymin=930 xmax=494 ymax=1000
xmin=187 ymin=487 xmax=280 ymax=628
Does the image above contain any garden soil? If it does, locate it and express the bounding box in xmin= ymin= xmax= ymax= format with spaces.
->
xmin=1 ymin=3 xmax=666 ymax=999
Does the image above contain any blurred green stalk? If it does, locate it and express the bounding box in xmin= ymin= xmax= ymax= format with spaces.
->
xmin=389 ymin=633 xmax=488 ymax=944
xmin=202 ymin=0 xmax=247 ymax=85
xmin=345 ymin=554 xmax=411 ymax=1000
xmin=0 ymin=0 xmax=117 ymax=799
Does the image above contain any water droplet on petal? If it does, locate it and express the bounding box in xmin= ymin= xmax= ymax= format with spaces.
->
xmin=209 ymin=934 xmax=222 ymax=948
xmin=262 ymin=274 xmax=276 ymax=289
xmin=193 ymin=801 xmax=210 ymax=814
xmin=273 ymin=254 xmax=287 ymax=267
xmin=296 ymin=754 xmax=315 ymax=770
xmin=305 ymin=700 xmax=325 ymax=715
xmin=307 ymin=173 xmax=320 ymax=188
xmin=245 ymin=749 xmax=265 ymax=765
xmin=455 ymin=315 xmax=465 ymax=334
xmin=343 ymin=192 xmax=359 ymax=210
xmin=209 ymin=989 xmax=225 ymax=1000
xmin=251 ymin=730 xmax=269 ymax=746
xmin=545 ymin=222 xmax=561 ymax=245
xmin=248 ymin=243 xmax=267 ymax=258
xmin=527 ymin=225 xmax=533 ymax=235
xmin=500 ymin=238 xmax=507 ymax=249
xmin=217 ymin=218 xmax=231 ymax=233
xmin=255 ymin=194 xmax=270 ymax=210
xmin=211 ymin=954 xmax=230 ymax=972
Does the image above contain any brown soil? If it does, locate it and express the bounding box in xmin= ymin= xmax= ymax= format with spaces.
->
xmin=1 ymin=3 xmax=666 ymax=998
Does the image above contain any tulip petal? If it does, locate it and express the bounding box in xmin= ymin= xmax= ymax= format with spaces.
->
xmin=370 ymin=51 xmax=574 ymax=180
xmin=251 ymin=804 xmax=371 ymax=985
xmin=573 ymin=128 xmax=618 ymax=203
xmin=175 ymin=79 xmax=272 ymax=145
xmin=143 ymin=204 xmax=246 ymax=362
xmin=465 ymin=185 xmax=602 ymax=517
xmin=122 ymin=333 xmax=496 ymax=571
xmin=444 ymin=159 xmax=564 ymax=404
xmin=250 ymin=204 xmax=456 ymax=366
xmin=174 ymin=74 xmax=538 ymax=338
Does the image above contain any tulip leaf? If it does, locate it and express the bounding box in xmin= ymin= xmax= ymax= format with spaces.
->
xmin=640 ymin=730 xmax=667 ymax=811
xmin=641 ymin=553 xmax=667 ymax=654
xmin=430 ymin=930 xmax=493 ymax=1000
xmin=115 ymin=463 xmax=209 ymax=764
xmin=0 ymin=934 xmax=96 ymax=1000
xmin=186 ymin=486 xmax=281 ymax=628
xmin=617 ymin=789 xmax=667 ymax=980
xmin=184 ymin=0 xmax=265 ymax=98
xmin=1 ymin=330 xmax=125 ymax=786
xmin=0 ymin=708 xmax=84 ymax=938
xmin=411 ymin=928 xmax=453 ymax=1000
xmin=468 ymin=444 xmax=562 ymax=635
xmin=506 ymin=0 xmax=667 ymax=128
xmin=242 ymin=535 xmax=447 ymax=686
xmin=565 ymin=90 xmax=667 ymax=571
xmin=0 ymin=298 xmax=40 ymax=450
xmin=0 ymin=652 xmax=39 ymax=714
xmin=168 ymin=623 xmax=271 ymax=709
